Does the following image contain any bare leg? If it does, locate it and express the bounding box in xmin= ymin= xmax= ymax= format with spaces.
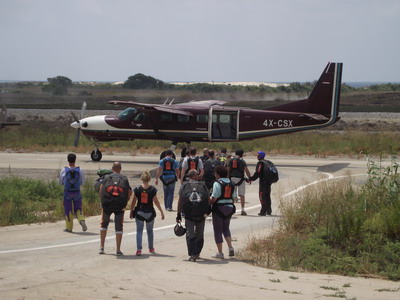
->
xmin=100 ymin=229 xmax=107 ymax=249
xmin=116 ymin=233 xmax=123 ymax=252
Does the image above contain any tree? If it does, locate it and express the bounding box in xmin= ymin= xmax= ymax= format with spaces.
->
xmin=42 ymin=76 xmax=72 ymax=95
xmin=123 ymin=73 xmax=164 ymax=89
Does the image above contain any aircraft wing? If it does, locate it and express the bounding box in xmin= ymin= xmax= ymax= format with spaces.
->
xmin=108 ymin=100 xmax=193 ymax=116
xmin=185 ymin=100 xmax=227 ymax=106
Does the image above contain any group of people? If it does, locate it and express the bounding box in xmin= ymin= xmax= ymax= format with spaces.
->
xmin=59 ymin=147 xmax=278 ymax=260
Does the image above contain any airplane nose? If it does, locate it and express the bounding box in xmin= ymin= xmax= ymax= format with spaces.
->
xmin=70 ymin=121 xmax=80 ymax=129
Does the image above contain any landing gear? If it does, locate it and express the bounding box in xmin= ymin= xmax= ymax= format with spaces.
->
xmin=91 ymin=149 xmax=102 ymax=161
xmin=91 ymin=142 xmax=102 ymax=161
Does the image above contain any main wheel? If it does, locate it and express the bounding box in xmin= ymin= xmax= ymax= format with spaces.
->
xmin=91 ymin=149 xmax=102 ymax=161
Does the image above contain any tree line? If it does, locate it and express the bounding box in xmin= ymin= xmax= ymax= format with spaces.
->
xmin=39 ymin=73 xmax=400 ymax=95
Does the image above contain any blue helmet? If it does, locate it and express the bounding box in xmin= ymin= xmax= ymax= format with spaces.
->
xmin=257 ymin=151 xmax=265 ymax=159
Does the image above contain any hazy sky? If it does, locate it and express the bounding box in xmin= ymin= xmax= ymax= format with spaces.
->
xmin=1 ymin=0 xmax=399 ymax=83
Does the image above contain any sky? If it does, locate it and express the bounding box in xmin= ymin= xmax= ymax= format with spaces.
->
xmin=1 ymin=0 xmax=400 ymax=83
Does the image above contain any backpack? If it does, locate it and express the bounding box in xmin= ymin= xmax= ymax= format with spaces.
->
xmin=162 ymin=158 xmax=175 ymax=172
xmin=180 ymin=182 xmax=209 ymax=220
xmin=203 ymin=159 xmax=220 ymax=189
xmin=186 ymin=157 xmax=200 ymax=174
xmin=64 ymin=167 xmax=81 ymax=192
xmin=230 ymin=158 xmax=244 ymax=173
xmin=213 ymin=180 xmax=236 ymax=219
xmin=262 ymin=160 xmax=279 ymax=184
xmin=134 ymin=185 xmax=157 ymax=222
xmin=94 ymin=169 xmax=113 ymax=193
xmin=101 ymin=173 xmax=130 ymax=209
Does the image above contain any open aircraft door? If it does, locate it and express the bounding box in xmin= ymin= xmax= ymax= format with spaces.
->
xmin=209 ymin=108 xmax=239 ymax=141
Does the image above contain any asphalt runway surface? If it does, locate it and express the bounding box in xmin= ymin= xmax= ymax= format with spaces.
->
xmin=1 ymin=152 xmax=399 ymax=300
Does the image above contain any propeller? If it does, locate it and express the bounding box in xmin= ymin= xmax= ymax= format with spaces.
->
xmin=72 ymin=101 xmax=86 ymax=147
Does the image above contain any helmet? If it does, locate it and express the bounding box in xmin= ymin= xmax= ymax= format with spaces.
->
xmin=174 ymin=222 xmax=186 ymax=237
xmin=257 ymin=151 xmax=265 ymax=159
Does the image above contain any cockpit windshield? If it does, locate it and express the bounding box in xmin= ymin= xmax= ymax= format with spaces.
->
xmin=117 ymin=107 xmax=138 ymax=121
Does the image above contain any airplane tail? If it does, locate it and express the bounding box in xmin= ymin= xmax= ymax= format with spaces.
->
xmin=270 ymin=62 xmax=343 ymax=118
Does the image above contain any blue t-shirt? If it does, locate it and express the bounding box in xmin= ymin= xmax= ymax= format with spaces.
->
xmin=159 ymin=157 xmax=179 ymax=183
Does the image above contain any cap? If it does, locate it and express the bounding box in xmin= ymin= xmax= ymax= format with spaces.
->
xmin=257 ymin=151 xmax=265 ymax=159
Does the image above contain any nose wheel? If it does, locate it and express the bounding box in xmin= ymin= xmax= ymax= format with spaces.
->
xmin=91 ymin=149 xmax=102 ymax=161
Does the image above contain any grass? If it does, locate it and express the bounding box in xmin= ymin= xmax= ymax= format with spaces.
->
xmin=239 ymin=157 xmax=400 ymax=280
xmin=1 ymin=122 xmax=399 ymax=157
xmin=0 ymin=176 xmax=101 ymax=226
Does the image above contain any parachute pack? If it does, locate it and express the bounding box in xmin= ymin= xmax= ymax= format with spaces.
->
xmin=64 ymin=167 xmax=81 ymax=192
xmin=94 ymin=169 xmax=113 ymax=193
xmin=262 ymin=160 xmax=279 ymax=184
xmin=100 ymin=173 xmax=130 ymax=209
xmin=180 ymin=182 xmax=209 ymax=220
xmin=212 ymin=179 xmax=236 ymax=219
xmin=203 ymin=159 xmax=220 ymax=189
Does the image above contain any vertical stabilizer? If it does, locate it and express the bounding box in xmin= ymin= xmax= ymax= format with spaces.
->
xmin=270 ymin=62 xmax=343 ymax=117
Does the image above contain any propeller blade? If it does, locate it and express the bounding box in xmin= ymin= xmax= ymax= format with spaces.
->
xmin=74 ymin=128 xmax=81 ymax=147
xmin=71 ymin=112 xmax=80 ymax=123
xmin=80 ymin=101 xmax=87 ymax=120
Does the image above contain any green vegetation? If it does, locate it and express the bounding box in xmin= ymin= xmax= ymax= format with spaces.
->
xmin=0 ymin=176 xmax=101 ymax=226
xmin=41 ymin=76 xmax=72 ymax=95
xmin=240 ymin=157 xmax=400 ymax=280
xmin=123 ymin=73 xmax=165 ymax=89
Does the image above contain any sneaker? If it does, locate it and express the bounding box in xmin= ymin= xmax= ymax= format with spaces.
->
xmin=136 ymin=250 xmax=142 ymax=256
xmin=63 ymin=229 xmax=72 ymax=233
xmin=229 ymin=247 xmax=235 ymax=257
xmin=116 ymin=250 xmax=123 ymax=256
xmin=167 ymin=208 xmax=173 ymax=212
xmin=99 ymin=248 xmax=105 ymax=255
xmin=189 ymin=255 xmax=197 ymax=262
xmin=149 ymin=248 xmax=155 ymax=254
xmin=80 ymin=220 xmax=87 ymax=232
xmin=241 ymin=210 xmax=247 ymax=216
xmin=212 ymin=252 xmax=224 ymax=259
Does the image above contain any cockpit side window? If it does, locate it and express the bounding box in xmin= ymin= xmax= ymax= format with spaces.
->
xmin=134 ymin=112 xmax=145 ymax=122
xmin=117 ymin=107 xmax=138 ymax=121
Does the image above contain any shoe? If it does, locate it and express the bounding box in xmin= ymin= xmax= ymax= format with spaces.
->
xmin=241 ymin=210 xmax=247 ymax=216
xmin=189 ymin=256 xmax=197 ymax=262
xmin=80 ymin=220 xmax=87 ymax=232
xmin=149 ymin=248 xmax=155 ymax=254
xmin=229 ymin=247 xmax=235 ymax=257
xmin=266 ymin=211 xmax=272 ymax=215
xmin=167 ymin=208 xmax=173 ymax=212
xmin=63 ymin=229 xmax=72 ymax=233
xmin=258 ymin=212 xmax=267 ymax=216
xmin=136 ymin=250 xmax=142 ymax=256
xmin=116 ymin=250 xmax=123 ymax=256
xmin=212 ymin=252 xmax=224 ymax=259
xmin=99 ymin=248 xmax=105 ymax=254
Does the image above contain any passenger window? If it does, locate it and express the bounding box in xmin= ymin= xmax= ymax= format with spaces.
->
xmin=219 ymin=115 xmax=231 ymax=123
xmin=196 ymin=114 xmax=208 ymax=123
xmin=177 ymin=115 xmax=189 ymax=122
xmin=160 ymin=113 xmax=173 ymax=122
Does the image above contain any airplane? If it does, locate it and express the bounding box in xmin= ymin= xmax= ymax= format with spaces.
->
xmin=0 ymin=104 xmax=21 ymax=129
xmin=71 ymin=62 xmax=343 ymax=161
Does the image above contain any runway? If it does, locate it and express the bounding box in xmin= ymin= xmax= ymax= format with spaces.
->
xmin=2 ymin=152 xmax=396 ymax=300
